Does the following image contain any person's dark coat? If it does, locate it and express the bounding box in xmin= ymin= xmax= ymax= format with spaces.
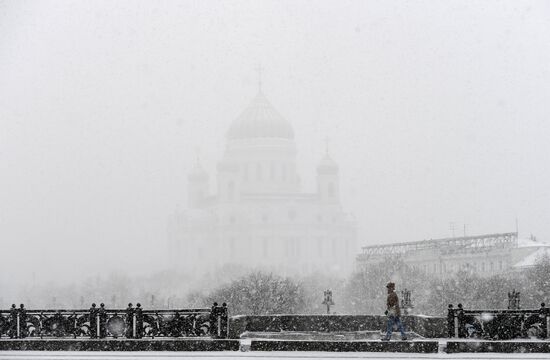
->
xmin=387 ymin=290 xmax=401 ymax=317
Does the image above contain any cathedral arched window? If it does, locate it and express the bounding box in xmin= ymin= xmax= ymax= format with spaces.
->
xmin=328 ymin=182 xmax=335 ymax=197
xmin=243 ymin=163 xmax=249 ymax=182
xmin=256 ymin=163 xmax=262 ymax=181
xmin=288 ymin=209 xmax=296 ymax=221
xmin=227 ymin=181 xmax=235 ymax=201
xmin=270 ymin=162 xmax=275 ymax=180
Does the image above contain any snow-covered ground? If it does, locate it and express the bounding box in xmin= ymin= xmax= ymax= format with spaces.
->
xmin=1 ymin=352 xmax=550 ymax=360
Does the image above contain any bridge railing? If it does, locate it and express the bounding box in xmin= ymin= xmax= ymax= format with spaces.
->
xmin=447 ymin=303 xmax=550 ymax=340
xmin=0 ymin=305 xmax=228 ymax=339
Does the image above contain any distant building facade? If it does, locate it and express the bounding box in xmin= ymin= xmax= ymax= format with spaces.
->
xmin=356 ymin=232 xmax=549 ymax=277
xmin=168 ymin=91 xmax=356 ymax=275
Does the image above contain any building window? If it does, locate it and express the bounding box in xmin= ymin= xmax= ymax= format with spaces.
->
xmin=227 ymin=181 xmax=234 ymax=201
xmin=328 ymin=182 xmax=335 ymax=197
xmin=490 ymin=262 xmax=494 ymax=271
xmin=499 ymin=261 xmax=503 ymax=270
xmin=256 ymin=163 xmax=262 ymax=181
xmin=243 ymin=163 xmax=249 ymax=181
xmin=288 ymin=209 xmax=296 ymax=221
xmin=481 ymin=262 xmax=485 ymax=272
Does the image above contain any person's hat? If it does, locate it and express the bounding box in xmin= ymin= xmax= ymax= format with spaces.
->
xmin=100 ymin=303 xmax=105 ymax=307
xmin=386 ymin=282 xmax=395 ymax=289
xmin=128 ymin=303 xmax=133 ymax=307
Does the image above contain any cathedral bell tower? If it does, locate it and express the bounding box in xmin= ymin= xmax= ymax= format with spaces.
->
xmin=316 ymin=153 xmax=339 ymax=204
xmin=187 ymin=162 xmax=209 ymax=208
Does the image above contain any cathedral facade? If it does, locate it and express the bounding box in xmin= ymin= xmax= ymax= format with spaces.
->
xmin=168 ymin=91 xmax=357 ymax=275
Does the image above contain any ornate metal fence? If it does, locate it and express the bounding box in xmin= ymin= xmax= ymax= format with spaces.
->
xmin=0 ymin=304 xmax=228 ymax=339
xmin=448 ymin=303 xmax=550 ymax=340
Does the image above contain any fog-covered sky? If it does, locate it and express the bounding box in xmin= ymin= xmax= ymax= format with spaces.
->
xmin=1 ymin=0 xmax=549 ymax=287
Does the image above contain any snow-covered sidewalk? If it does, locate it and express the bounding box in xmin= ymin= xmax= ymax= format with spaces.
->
xmin=1 ymin=352 xmax=550 ymax=360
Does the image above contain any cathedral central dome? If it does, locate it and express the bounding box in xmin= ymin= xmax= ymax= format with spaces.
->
xmin=226 ymin=92 xmax=294 ymax=140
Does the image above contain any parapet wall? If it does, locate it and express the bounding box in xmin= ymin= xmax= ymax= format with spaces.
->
xmin=229 ymin=314 xmax=447 ymax=339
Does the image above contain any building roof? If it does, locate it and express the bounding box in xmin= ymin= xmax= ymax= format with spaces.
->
xmin=358 ymin=232 xmax=519 ymax=258
xmin=514 ymin=247 xmax=550 ymax=268
xmin=226 ymin=92 xmax=294 ymax=140
xmin=517 ymin=236 xmax=550 ymax=248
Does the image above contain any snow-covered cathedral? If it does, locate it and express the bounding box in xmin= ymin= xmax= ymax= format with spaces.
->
xmin=167 ymin=90 xmax=357 ymax=275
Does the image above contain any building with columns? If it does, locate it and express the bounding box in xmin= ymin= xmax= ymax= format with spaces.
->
xmin=168 ymin=91 xmax=357 ymax=275
xmin=356 ymin=232 xmax=550 ymax=277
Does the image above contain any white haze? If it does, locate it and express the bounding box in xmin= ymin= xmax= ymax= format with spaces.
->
xmin=1 ymin=0 xmax=549 ymax=294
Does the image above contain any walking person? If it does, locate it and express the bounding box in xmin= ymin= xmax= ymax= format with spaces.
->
xmin=382 ymin=282 xmax=407 ymax=341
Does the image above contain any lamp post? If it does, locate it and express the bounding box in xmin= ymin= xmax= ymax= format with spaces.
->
xmin=322 ymin=289 xmax=334 ymax=314
xmin=401 ymin=289 xmax=413 ymax=315
xmin=508 ymin=290 xmax=520 ymax=309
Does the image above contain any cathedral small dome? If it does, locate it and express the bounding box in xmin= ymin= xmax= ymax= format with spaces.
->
xmin=317 ymin=154 xmax=339 ymax=174
xmin=226 ymin=92 xmax=294 ymax=140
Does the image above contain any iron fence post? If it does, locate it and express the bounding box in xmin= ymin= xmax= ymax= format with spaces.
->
xmin=447 ymin=304 xmax=454 ymax=338
xmin=39 ymin=312 xmax=43 ymax=339
xmin=73 ymin=312 xmax=77 ymax=339
xmin=545 ymin=304 xmax=550 ymax=340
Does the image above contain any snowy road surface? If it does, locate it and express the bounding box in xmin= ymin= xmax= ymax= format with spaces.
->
xmin=1 ymin=352 xmax=550 ymax=360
